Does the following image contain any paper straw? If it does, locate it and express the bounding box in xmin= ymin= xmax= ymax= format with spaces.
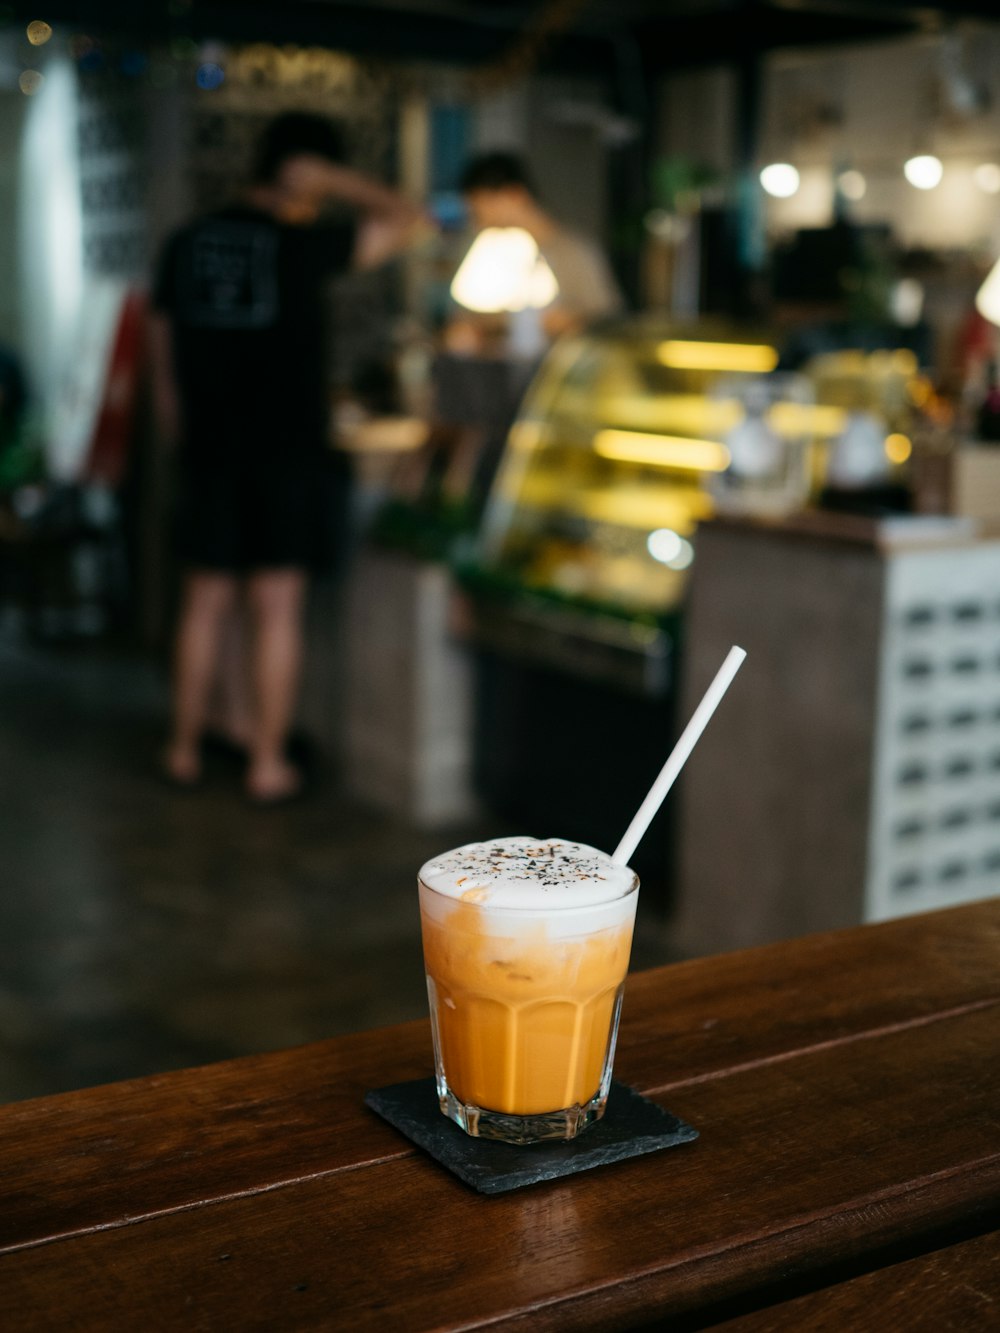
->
xmin=612 ymin=645 xmax=747 ymax=867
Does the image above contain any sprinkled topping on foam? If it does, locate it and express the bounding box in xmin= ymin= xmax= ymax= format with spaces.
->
xmin=419 ymin=837 xmax=636 ymax=909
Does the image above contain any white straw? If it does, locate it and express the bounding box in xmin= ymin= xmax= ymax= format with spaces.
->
xmin=612 ymin=645 xmax=747 ymax=866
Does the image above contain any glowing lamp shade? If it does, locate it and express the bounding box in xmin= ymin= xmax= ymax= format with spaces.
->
xmin=974 ymin=163 xmax=1000 ymax=195
xmin=903 ymin=155 xmax=943 ymax=190
xmin=975 ymin=257 xmax=1000 ymax=327
xmin=759 ymin=163 xmax=799 ymax=198
xmin=450 ymin=227 xmax=559 ymax=313
xmin=837 ymin=169 xmax=867 ymax=201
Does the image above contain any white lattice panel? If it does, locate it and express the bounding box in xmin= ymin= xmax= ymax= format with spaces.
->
xmin=868 ymin=541 xmax=1000 ymax=920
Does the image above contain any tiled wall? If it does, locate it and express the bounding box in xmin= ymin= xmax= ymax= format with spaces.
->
xmin=869 ymin=542 xmax=1000 ymax=918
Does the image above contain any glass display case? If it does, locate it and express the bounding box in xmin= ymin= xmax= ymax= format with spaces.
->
xmin=807 ymin=347 xmax=921 ymax=493
xmin=479 ymin=320 xmax=768 ymax=612
xmin=454 ymin=318 xmax=924 ymax=887
xmin=461 ymin=317 xmax=811 ymax=695
xmin=467 ymin=321 xmax=924 ymax=626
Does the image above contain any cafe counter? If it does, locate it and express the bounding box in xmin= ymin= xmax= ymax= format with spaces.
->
xmin=676 ymin=510 xmax=1000 ymax=955
xmin=1 ymin=901 xmax=998 ymax=1329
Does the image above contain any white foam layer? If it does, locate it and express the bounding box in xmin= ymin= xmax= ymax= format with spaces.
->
xmin=419 ymin=837 xmax=636 ymax=910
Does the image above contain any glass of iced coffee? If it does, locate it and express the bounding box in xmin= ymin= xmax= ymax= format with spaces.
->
xmin=418 ymin=837 xmax=639 ymax=1144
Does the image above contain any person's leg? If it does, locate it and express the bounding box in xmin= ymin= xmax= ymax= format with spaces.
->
xmin=204 ymin=602 xmax=255 ymax=752
xmin=165 ymin=570 xmax=240 ymax=784
xmin=245 ymin=567 xmax=307 ymax=801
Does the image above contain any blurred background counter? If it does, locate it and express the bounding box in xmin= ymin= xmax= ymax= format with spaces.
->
xmin=677 ymin=510 xmax=1000 ymax=952
xmin=344 ymin=321 xmax=766 ymax=896
xmin=343 ymin=316 xmax=937 ymax=915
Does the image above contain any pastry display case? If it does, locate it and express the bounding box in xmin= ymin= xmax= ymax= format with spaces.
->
xmin=462 ymin=323 xmax=926 ymax=689
xmin=461 ymin=317 xmax=801 ymax=696
xmin=451 ymin=318 xmax=924 ymax=887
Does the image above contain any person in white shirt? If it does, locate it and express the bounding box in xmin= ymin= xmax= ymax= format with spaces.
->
xmin=448 ymin=151 xmax=623 ymax=352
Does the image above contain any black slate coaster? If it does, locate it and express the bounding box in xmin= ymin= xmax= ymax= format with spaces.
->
xmin=364 ymin=1077 xmax=698 ymax=1195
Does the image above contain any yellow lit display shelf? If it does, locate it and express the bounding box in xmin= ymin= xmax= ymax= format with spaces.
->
xmin=474 ymin=320 xmax=787 ymax=620
xmin=505 ymin=477 xmax=712 ymax=533
xmin=472 ymin=319 xmax=924 ymax=626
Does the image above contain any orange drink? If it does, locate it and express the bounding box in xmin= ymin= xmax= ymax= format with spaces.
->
xmin=419 ymin=838 xmax=638 ymax=1143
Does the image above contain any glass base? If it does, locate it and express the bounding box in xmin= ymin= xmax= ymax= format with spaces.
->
xmin=438 ymin=1087 xmax=607 ymax=1145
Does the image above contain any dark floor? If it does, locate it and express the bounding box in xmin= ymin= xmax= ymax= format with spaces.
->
xmin=0 ymin=634 xmax=675 ymax=1105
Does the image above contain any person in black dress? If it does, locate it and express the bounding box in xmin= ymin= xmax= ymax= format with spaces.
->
xmin=151 ymin=113 xmax=424 ymax=801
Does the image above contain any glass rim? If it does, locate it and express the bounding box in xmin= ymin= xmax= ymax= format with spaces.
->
xmin=418 ymin=869 xmax=639 ymax=915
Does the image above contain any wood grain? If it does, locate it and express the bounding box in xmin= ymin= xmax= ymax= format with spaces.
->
xmin=615 ymin=899 xmax=1000 ymax=1092
xmin=707 ymin=1229 xmax=1000 ymax=1331
xmin=1 ymin=903 xmax=998 ymax=1331
xmin=0 ymin=1021 xmax=430 ymax=1254
xmin=1 ymin=996 xmax=998 ymax=1330
xmin=3 ymin=902 xmax=997 ymax=1260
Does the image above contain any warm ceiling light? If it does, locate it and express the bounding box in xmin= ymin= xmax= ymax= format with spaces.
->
xmin=891 ymin=278 xmax=924 ymax=327
xmin=903 ymin=155 xmax=943 ymax=189
xmin=593 ymin=430 xmax=731 ymax=472
xmin=975 ymin=256 xmax=1000 ymax=326
xmin=656 ymin=340 xmax=779 ymax=373
xmin=974 ymin=163 xmax=1000 ymax=194
xmin=885 ymin=433 xmax=913 ymax=464
xmin=837 ymin=169 xmax=867 ymax=201
xmin=760 ymin=163 xmax=800 ymax=198
xmin=26 ymin=20 xmax=53 ymax=45
xmin=450 ymin=227 xmax=559 ymax=313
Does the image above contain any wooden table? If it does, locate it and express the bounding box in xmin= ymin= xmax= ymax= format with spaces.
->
xmin=2 ymin=902 xmax=999 ymax=1330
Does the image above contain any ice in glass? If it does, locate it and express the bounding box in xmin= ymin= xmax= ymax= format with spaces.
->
xmin=418 ymin=837 xmax=639 ymax=1144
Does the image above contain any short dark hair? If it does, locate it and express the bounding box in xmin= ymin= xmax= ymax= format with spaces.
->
xmin=459 ymin=151 xmax=535 ymax=197
xmin=252 ymin=112 xmax=347 ymax=183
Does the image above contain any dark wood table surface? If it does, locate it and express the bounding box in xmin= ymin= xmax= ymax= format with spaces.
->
xmin=2 ymin=901 xmax=999 ymax=1331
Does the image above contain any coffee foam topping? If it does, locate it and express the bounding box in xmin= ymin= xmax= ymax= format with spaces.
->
xmin=419 ymin=837 xmax=636 ymax=910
